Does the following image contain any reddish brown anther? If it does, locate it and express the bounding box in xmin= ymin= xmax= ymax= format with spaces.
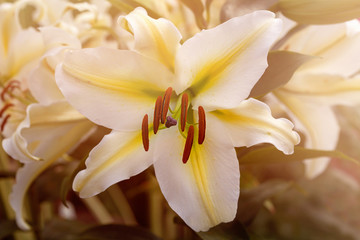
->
xmin=142 ymin=114 xmax=149 ymax=151
xmin=0 ymin=103 xmax=14 ymax=118
xmin=198 ymin=106 xmax=206 ymax=144
xmin=1 ymin=114 xmax=10 ymax=132
xmin=180 ymin=93 xmax=188 ymax=132
xmin=153 ymin=96 xmax=162 ymax=134
xmin=182 ymin=125 xmax=194 ymax=164
xmin=1 ymin=81 xmax=20 ymax=101
xmin=161 ymin=87 xmax=172 ymax=124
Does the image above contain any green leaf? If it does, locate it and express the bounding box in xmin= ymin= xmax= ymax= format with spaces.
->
xmin=197 ymin=221 xmax=250 ymax=240
xmin=238 ymin=146 xmax=359 ymax=165
xmin=76 ymin=224 xmax=162 ymax=240
xmin=250 ymin=51 xmax=315 ymax=98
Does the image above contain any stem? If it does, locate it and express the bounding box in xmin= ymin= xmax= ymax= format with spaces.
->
xmin=82 ymin=196 xmax=113 ymax=224
xmin=107 ymin=184 xmax=137 ymax=225
xmin=148 ymin=175 xmax=162 ymax=237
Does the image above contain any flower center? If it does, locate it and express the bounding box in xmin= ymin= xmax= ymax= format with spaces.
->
xmin=141 ymin=87 xmax=206 ymax=163
xmin=0 ymin=80 xmax=34 ymax=134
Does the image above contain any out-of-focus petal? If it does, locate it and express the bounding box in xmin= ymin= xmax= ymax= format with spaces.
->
xmin=9 ymin=157 xmax=57 ymax=230
xmin=28 ymin=27 xmax=82 ymax=104
xmin=281 ymin=21 xmax=360 ymax=77
xmin=3 ymin=100 xmax=94 ymax=163
xmin=282 ymin=74 xmax=360 ymax=106
xmin=274 ymin=90 xmax=340 ymax=178
xmin=119 ymin=7 xmax=181 ymax=72
xmin=277 ymin=0 xmax=360 ymax=25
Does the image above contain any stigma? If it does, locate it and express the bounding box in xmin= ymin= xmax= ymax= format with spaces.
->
xmin=141 ymin=87 xmax=207 ymax=163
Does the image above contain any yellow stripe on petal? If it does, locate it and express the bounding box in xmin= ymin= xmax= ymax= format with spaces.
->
xmin=74 ymin=130 xmax=155 ymax=197
xmin=175 ymin=11 xmax=282 ymax=110
xmin=210 ymin=98 xmax=299 ymax=155
xmin=153 ymin=125 xmax=239 ymax=232
xmin=190 ymin=20 xmax=275 ymax=95
xmin=57 ymin=47 xmax=173 ymax=131
xmin=189 ymin=143 xmax=217 ymax=225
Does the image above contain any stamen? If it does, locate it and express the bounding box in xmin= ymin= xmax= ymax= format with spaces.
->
xmin=182 ymin=125 xmax=194 ymax=164
xmin=0 ymin=103 xmax=14 ymax=118
xmin=141 ymin=114 xmax=149 ymax=151
xmin=1 ymin=81 xmax=21 ymax=101
xmin=161 ymin=87 xmax=172 ymax=124
xmin=198 ymin=106 xmax=206 ymax=144
xmin=181 ymin=93 xmax=188 ymax=132
xmin=1 ymin=114 xmax=10 ymax=132
xmin=153 ymin=96 xmax=162 ymax=134
xmin=165 ymin=116 xmax=177 ymax=128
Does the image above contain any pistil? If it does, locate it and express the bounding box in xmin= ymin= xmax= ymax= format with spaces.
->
xmin=165 ymin=116 xmax=177 ymax=128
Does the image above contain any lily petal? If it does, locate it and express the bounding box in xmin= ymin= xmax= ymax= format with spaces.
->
xmin=174 ymin=10 xmax=282 ymax=110
xmin=73 ymin=130 xmax=156 ymax=198
xmin=281 ymin=21 xmax=360 ymax=77
xmin=9 ymin=157 xmax=57 ymax=230
xmin=3 ymin=100 xmax=93 ymax=163
xmin=4 ymin=27 xmax=44 ymax=80
xmin=281 ymin=74 xmax=360 ymax=106
xmin=153 ymin=124 xmax=239 ymax=232
xmin=7 ymin=102 xmax=94 ymax=230
xmin=56 ymin=47 xmax=173 ymax=131
xmin=28 ymin=27 xmax=81 ymax=104
xmin=274 ymin=90 xmax=340 ymax=178
xmin=277 ymin=0 xmax=360 ymax=25
xmin=119 ymin=7 xmax=182 ymax=72
xmin=210 ymin=98 xmax=300 ymax=154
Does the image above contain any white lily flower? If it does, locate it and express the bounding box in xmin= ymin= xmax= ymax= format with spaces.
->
xmin=0 ymin=13 xmax=96 ymax=229
xmin=272 ymin=20 xmax=360 ymax=178
xmin=56 ymin=9 xmax=299 ymax=231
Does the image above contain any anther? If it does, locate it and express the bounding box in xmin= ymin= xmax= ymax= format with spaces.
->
xmin=161 ymin=87 xmax=172 ymax=124
xmin=165 ymin=116 xmax=177 ymax=128
xmin=1 ymin=114 xmax=10 ymax=132
xmin=182 ymin=125 xmax=194 ymax=164
xmin=180 ymin=93 xmax=188 ymax=132
xmin=141 ymin=114 xmax=149 ymax=151
xmin=153 ymin=96 xmax=162 ymax=134
xmin=198 ymin=106 xmax=206 ymax=144
xmin=1 ymin=81 xmax=20 ymax=101
xmin=0 ymin=103 xmax=14 ymax=118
